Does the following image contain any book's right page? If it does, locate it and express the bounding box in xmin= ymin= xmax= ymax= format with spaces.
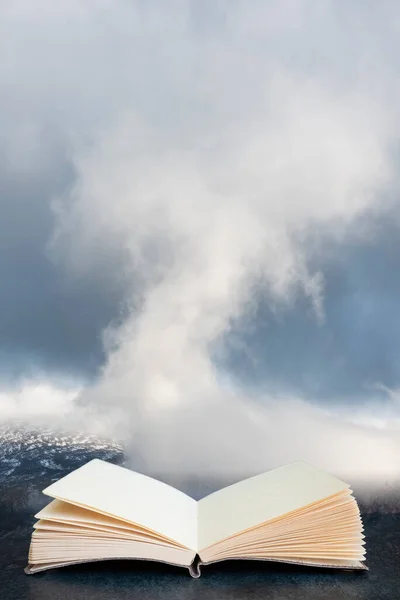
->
xmin=198 ymin=462 xmax=350 ymax=550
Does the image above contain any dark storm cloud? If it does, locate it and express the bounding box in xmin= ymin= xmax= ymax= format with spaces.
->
xmin=221 ymin=207 xmax=400 ymax=403
xmin=0 ymin=146 xmax=129 ymax=384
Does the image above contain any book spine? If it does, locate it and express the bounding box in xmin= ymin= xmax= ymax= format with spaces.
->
xmin=188 ymin=555 xmax=202 ymax=578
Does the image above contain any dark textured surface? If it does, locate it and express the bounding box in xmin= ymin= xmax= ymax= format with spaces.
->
xmin=0 ymin=427 xmax=399 ymax=599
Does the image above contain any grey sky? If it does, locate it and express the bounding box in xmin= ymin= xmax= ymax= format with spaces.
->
xmin=0 ymin=155 xmax=129 ymax=384
xmin=221 ymin=205 xmax=400 ymax=403
xmin=1 ymin=1 xmax=400 ymax=476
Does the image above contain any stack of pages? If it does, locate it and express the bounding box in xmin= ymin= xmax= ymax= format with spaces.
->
xmin=26 ymin=459 xmax=366 ymax=577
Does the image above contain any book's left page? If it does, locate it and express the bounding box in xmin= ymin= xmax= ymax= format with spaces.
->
xmin=42 ymin=459 xmax=197 ymax=550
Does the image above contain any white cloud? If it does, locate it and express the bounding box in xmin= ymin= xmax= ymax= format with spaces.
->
xmin=0 ymin=381 xmax=80 ymax=422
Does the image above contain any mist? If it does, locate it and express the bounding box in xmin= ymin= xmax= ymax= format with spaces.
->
xmin=1 ymin=1 xmax=400 ymax=480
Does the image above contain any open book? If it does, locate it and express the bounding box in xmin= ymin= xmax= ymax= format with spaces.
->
xmin=25 ymin=459 xmax=366 ymax=577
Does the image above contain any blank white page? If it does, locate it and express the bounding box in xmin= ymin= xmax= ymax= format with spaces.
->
xmin=198 ymin=462 xmax=349 ymax=550
xmin=41 ymin=459 xmax=197 ymax=550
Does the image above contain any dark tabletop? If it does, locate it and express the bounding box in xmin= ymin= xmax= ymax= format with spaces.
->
xmin=0 ymin=426 xmax=399 ymax=600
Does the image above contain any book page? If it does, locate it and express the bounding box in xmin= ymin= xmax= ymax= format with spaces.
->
xmin=198 ymin=462 xmax=350 ymax=550
xmin=28 ymin=537 xmax=195 ymax=567
xmin=41 ymin=459 xmax=197 ymax=550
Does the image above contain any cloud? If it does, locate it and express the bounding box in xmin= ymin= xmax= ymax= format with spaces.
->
xmin=0 ymin=381 xmax=80 ymax=422
xmin=1 ymin=1 xmax=400 ymax=478
xmin=125 ymin=391 xmax=400 ymax=482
